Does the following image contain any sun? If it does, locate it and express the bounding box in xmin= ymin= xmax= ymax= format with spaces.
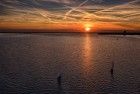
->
xmin=84 ymin=23 xmax=92 ymax=32
xmin=85 ymin=27 xmax=91 ymax=32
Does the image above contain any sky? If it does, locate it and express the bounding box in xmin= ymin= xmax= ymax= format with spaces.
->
xmin=0 ymin=0 xmax=140 ymax=32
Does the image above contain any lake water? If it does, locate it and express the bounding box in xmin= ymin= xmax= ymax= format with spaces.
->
xmin=0 ymin=33 xmax=140 ymax=94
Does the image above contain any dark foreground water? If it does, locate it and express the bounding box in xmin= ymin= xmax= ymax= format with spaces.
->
xmin=0 ymin=33 xmax=140 ymax=94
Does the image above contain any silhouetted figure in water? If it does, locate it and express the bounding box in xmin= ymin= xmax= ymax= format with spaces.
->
xmin=110 ymin=62 xmax=114 ymax=80
xmin=110 ymin=69 xmax=113 ymax=75
xmin=110 ymin=62 xmax=114 ymax=75
xmin=57 ymin=74 xmax=63 ymax=94
xmin=57 ymin=74 xmax=62 ymax=86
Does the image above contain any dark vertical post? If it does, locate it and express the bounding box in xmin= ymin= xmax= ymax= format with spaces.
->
xmin=57 ymin=74 xmax=62 ymax=86
xmin=111 ymin=62 xmax=114 ymax=74
xmin=57 ymin=74 xmax=63 ymax=94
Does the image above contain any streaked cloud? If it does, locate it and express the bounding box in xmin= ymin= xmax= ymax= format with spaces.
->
xmin=0 ymin=0 xmax=139 ymax=30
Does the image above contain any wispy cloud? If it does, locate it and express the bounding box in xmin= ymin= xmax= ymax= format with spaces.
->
xmin=0 ymin=0 xmax=139 ymax=29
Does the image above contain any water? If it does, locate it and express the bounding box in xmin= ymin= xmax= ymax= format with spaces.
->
xmin=0 ymin=33 xmax=140 ymax=94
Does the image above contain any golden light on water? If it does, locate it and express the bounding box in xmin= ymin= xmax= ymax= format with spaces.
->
xmin=82 ymin=34 xmax=92 ymax=76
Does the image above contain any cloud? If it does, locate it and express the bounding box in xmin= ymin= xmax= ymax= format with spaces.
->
xmin=0 ymin=0 xmax=139 ymax=30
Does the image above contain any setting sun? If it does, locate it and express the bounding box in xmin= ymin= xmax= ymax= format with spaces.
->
xmin=85 ymin=27 xmax=91 ymax=32
xmin=84 ymin=23 xmax=92 ymax=32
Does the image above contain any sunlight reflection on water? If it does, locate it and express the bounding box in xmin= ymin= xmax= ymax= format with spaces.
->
xmin=82 ymin=34 xmax=93 ymax=76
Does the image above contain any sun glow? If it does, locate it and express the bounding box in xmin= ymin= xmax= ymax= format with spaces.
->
xmin=84 ymin=23 xmax=92 ymax=32
xmin=85 ymin=27 xmax=91 ymax=31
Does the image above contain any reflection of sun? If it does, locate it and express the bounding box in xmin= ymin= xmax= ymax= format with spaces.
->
xmin=84 ymin=23 xmax=92 ymax=32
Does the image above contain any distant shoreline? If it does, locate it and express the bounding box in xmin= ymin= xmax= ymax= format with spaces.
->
xmin=97 ymin=32 xmax=140 ymax=35
xmin=0 ymin=29 xmax=140 ymax=35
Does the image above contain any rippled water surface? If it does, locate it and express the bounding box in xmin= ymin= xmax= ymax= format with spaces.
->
xmin=0 ymin=33 xmax=140 ymax=94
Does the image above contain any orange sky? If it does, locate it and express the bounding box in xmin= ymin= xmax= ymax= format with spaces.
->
xmin=0 ymin=21 xmax=139 ymax=32
xmin=0 ymin=0 xmax=140 ymax=32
